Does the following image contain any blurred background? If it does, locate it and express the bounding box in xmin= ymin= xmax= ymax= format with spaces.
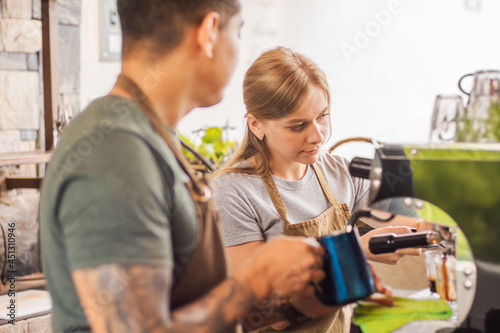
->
xmin=77 ymin=0 xmax=500 ymax=159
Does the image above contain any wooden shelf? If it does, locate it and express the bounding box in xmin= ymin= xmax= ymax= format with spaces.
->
xmin=0 ymin=150 xmax=52 ymax=167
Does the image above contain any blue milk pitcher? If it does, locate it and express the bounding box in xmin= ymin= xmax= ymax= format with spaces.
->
xmin=316 ymin=228 xmax=375 ymax=306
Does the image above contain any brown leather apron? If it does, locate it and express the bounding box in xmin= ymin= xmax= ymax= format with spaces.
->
xmin=115 ymin=75 xmax=228 ymax=311
xmin=259 ymin=163 xmax=352 ymax=333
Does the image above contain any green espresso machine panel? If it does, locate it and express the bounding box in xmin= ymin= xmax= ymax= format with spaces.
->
xmin=348 ymin=142 xmax=500 ymax=331
xmin=405 ymin=144 xmax=500 ymax=264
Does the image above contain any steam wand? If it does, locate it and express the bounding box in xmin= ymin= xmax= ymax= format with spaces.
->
xmin=346 ymin=209 xmax=396 ymax=232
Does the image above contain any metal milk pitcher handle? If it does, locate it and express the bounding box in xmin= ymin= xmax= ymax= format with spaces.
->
xmin=459 ymin=70 xmax=500 ymax=102
xmin=458 ymin=73 xmax=474 ymax=95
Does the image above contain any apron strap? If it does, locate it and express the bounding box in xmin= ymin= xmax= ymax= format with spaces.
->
xmin=311 ymin=163 xmax=341 ymax=207
xmin=115 ymin=74 xmax=211 ymax=202
xmin=261 ymin=171 xmax=292 ymax=226
xmin=115 ymin=74 xmax=228 ymax=309
xmin=261 ymin=163 xmax=343 ymax=227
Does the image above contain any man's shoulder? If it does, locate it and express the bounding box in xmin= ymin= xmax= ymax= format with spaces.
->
xmin=46 ymin=96 xmax=185 ymax=188
xmin=65 ymin=95 xmax=151 ymax=140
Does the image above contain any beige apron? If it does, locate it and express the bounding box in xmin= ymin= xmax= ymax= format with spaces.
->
xmin=259 ymin=163 xmax=353 ymax=333
xmin=116 ymin=75 xmax=229 ymax=311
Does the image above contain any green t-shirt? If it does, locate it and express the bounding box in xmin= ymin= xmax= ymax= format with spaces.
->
xmin=40 ymin=96 xmax=198 ymax=333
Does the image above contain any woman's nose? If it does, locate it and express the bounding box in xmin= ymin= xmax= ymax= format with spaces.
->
xmin=308 ymin=122 xmax=325 ymax=144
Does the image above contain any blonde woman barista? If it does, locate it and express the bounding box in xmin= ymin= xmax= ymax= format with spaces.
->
xmin=212 ymin=47 xmax=420 ymax=332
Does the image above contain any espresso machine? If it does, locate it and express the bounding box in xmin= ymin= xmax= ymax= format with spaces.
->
xmin=348 ymin=141 xmax=500 ymax=332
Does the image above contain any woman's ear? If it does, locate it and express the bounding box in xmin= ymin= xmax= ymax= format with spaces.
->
xmin=196 ymin=11 xmax=220 ymax=59
xmin=247 ymin=114 xmax=265 ymax=140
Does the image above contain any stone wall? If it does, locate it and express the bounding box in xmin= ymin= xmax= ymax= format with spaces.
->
xmin=0 ymin=0 xmax=81 ymax=162
xmin=0 ymin=2 xmax=81 ymax=330
xmin=0 ymin=0 xmax=41 ymax=159
xmin=0 ymin=314 xmax=52 ymax=333
xmin=0 ymin=0 xmax=82 ymax=286
xmin=0 ymin=190 xmax=42 ymax=277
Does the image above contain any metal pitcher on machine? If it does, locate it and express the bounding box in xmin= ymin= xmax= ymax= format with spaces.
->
xmin=457 ymin=70 xmax=500 ymax=142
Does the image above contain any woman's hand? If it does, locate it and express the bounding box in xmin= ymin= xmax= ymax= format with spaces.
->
xmin=363 ymin=263 xmax=395 ymax=307
xmin=360 ymin=226 xmax=421 ymax=265
xmin=370 ymin=263 xmax=392 ymax=295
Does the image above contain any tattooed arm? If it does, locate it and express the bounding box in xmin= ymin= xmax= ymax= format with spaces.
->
xmin=72 ymin=264 xmax=253 ymax=333
xmin=72 ymin=236 xmax=326 ymax=333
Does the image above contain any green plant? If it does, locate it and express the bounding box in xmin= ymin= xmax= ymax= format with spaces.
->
xmin=180 ymin=127 xmax=235 ymax=166
xmin=457 ymin=101 xmax=500 ymax=142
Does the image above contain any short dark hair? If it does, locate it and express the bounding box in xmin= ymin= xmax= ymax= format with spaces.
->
xmin=117 ymin=0 xmax=240 ymax=58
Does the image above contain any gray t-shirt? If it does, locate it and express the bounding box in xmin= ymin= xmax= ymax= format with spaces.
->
xmin=212 ymin=154 xmax=370 ymax=246
xmin=40 ymin=96 xmax=198 ymax=333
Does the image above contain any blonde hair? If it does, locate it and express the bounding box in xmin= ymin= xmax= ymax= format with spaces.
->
xmin=216 ymin=46 xmax=330 ymax=176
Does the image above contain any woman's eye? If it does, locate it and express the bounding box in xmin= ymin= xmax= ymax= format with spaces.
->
xmin=321 ymin=113 xmax=330 ymax=119
xmin=289 ymin=123 xmax=304 ymax=131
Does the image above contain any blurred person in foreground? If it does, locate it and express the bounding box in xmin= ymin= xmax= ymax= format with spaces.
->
xmin=39 ymin=2 xmax=341 ymax=332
